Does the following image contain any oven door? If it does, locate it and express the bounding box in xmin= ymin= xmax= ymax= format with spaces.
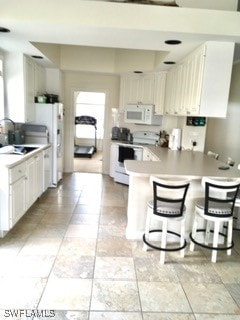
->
xmin=114 ymin=146 xmax=143 ymax=185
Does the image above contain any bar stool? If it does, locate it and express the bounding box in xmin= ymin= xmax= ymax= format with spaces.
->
xmin=143 ymin=176 xmax=190 ymax=264
xmin=189 ymin=177 xmax=240 ymax=263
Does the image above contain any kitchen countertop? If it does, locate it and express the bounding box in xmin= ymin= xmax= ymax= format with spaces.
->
xmin=0 ymin=144 xmax=51 ymax=168
xmin=125 ymin=147 xmax=240 ymax=179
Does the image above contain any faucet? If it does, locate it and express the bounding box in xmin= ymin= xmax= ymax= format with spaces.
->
xmin=0 ymin=118 xmax=16 ymax=132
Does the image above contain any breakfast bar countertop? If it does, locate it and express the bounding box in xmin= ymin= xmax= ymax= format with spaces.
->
xmin=125 ymin=147 xmax=240 ymax=180
xmin=124 ymin=147 xmax=240 ymax=240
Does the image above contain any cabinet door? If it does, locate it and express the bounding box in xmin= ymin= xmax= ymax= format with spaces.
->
xmin=164 ymin=68 xmax=177 ymax=115
xmin=10 ymin=176 xmax=26 ymax=227
xmin=26 ymin=157 xmax=36 ymax=210
xmin=154 ymin=72 xmax=166 ymax=115
xmin=119 ymin=73 xmax=155 ymax=108
xmin=35 ymin=152 xmax=44 ymax=198
xmin=141 ymin=74 xmax=155 ymax=104
xmin=184 ymin=46 xmax=205 ymax=115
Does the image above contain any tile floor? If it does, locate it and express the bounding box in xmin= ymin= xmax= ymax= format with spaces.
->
xmin=0 ymin=172 xmax=240 ymax=319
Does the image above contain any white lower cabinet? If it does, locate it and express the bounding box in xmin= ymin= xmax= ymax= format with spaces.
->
xmin=26 ymin=152 xmax=44 ymax=210
xmin=143 ymin=148 xmax=159 ymax=161
xmin=9 ymin=163 xmax=27 ymax=228
xmin=0 ymin=149 xmax=46 ymax=236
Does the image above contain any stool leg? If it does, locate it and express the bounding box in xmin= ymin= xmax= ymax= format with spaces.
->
xmin=160 ymin=219 xmax=167 ymax=264
xmin=190 ymin=213 xmax=198 ymax=252
xmin=227 ymin=219 xmax=233 ymax=256
xmin=180 ymin=219 xmax=185 ymax=258
xmin=212 ymin=220 xmax=220 ymax=263
xmin=236 ymin=207 xmax=240 ymax=229
xmin=205 ymin=221 xmax=211 ymax=245
xmin=143 ymin=208 xmax=151 ymax=251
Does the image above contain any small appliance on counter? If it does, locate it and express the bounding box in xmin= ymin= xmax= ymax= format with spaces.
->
xmin=111 ymin=127 xmax=130 ymax=141
xmin=169 ymin=128 xmax=182 ymax=150
xmin=8 ymin=130 xmax=25 ymax=145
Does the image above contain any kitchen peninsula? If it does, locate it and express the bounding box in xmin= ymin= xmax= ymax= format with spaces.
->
xmin=124 ymin=147 xmax=240 ymax=240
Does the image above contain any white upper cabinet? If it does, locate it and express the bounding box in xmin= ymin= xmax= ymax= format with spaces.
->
xmin=5 ymin=53 xmax=46 ymax=122
xmin=154 ymin=72 xmax=166 ymax=115
xmin=119 ymin=72 xmax=166 ymax=114
xmin=119 ymin=73 xmax=155 ymax=110
xmin=164 ymin=41 xmax=234 ymax=118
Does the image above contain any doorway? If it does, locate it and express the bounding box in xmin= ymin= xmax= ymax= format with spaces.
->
xmin=73 ymin=91 xmax=105 ymax=173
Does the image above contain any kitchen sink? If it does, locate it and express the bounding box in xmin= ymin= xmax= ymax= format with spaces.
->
xmin=13 ymin=146 xmax=39 ymax=154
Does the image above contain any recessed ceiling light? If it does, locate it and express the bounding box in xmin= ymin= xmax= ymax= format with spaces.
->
xmin=164 ymin=61 xmax=176 ymax=65
xmin=165 ymin=40 xmax=182 ymax=45
xmin=0 ymin=27 xmax=10 ymax=33
xmin=31 ymin=55 xmax=43 ymax=59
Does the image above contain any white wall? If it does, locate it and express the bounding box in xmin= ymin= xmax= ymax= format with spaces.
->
xmin=205 ymin=61 xmax=240 ymax=165
xmin=63 ymin=71 xmax=120 ymax=174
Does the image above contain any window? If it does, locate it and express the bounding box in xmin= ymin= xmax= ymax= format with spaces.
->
xmin=0 ymin=56 xmax=4 ymax=119
xmin=75 ymin=91 xmax=105 ymax=139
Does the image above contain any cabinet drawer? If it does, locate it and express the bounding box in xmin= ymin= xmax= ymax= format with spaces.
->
xmin=9 ymin=162 xmax=26 ymax=184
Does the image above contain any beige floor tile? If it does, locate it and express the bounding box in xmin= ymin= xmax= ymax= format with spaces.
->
xmin=143 ymin=313 xmax=195 ymax=320
xmin=195 ymin=315 xmax=240 ymax=320
xmin=98 ymin=225 xmax=126 ymax=239
xmin=225 ymin=284 xmax=240 ymax=308
xmin=38 ymin=278 xmax=92 ymax=310
xmin=65 ymin=224 xmax=98 ymax=238
xmin=5 ymin=255 xmax=55 ymax=278
xmin=35 ymin=311 xmax=89 ymax=320
xmin=212 ymin=256 xmax=240 ymax=283
xmin=138 ymin=281 xmax=191 ymax=312
xmin=174 ymin=260 xmax=221 ymax=283
xmin=91 ymin=280 xmax=141 ymax=311
xmin=0 ymin=237 xmax=26 ymax=257
xmin=96 ymin=238 xmax=132 ymax=257
xmin=29 ymin=223 xmax=67 ymax=238
xmin=100 ymin=206 xmax=127 ymax=227
xmin=0 ymin=277 xmax=46 ymax=309
xmin=90 ymin=312 xmax=142 ymax=320
xmin=70 ymin=214 xmax=100 ymax=225
xmin=183 ymin=283 xmax=240 ymax=314
xmin=58 ymin=238 xmax=96 ymax=257
xmin=135 ymin=257 xmax=179 ymax=282
xmin=45 ymin=204 xmax=76 ymax=214
xmin=19 ymin=237 xmax=62 ymax=256
xmin=40 ymin=213 xmax=72 ymax=225
xmin=94 ymin=257 xmax=136 ymax=280
xmin=51 ymin=255 xmax=95 ymax=279
xmin=73 ymin=204 xmax=101 ymax=215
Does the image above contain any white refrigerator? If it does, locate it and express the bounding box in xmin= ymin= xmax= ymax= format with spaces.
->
xmin=35 ymin=103 xmax=64 ymax=187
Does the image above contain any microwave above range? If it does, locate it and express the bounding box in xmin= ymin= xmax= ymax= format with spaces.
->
xmin=124 ymin=104 xmax=162 ymax=125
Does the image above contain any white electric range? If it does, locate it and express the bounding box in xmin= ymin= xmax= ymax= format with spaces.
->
xmin=114 ymin=131 xmax=159 ymax=185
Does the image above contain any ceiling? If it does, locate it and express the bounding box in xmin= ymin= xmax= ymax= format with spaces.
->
xmin=0 ymin=0 xmax=240 ymax=72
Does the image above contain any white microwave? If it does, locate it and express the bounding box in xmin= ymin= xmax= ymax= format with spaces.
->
xmin=124 ymin=104 xmax=162 ymax=125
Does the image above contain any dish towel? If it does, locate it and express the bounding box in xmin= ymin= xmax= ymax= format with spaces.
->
xmin=118 ymin=146 xmax=135 ymax=163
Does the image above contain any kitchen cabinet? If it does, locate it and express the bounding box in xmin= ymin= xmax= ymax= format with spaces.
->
xmin=5 ymin=53 xmax=46 ymax=122
xmin=0 ymin=148 xmax=47 ymax=237
xmin=119 ymin=73 xmax=155 ymax=110
xmin=9 ymin=162 xmax=26 ymax=228
xmin=143 ymin=148 xmax=159 ymax=161
xmin=154 ymin=72 xmax=166 ymax=115
xmin=164 ymin=41 xmax=234 ymax=118
xmin=26 ymin=151 xmax=44 ymax=210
